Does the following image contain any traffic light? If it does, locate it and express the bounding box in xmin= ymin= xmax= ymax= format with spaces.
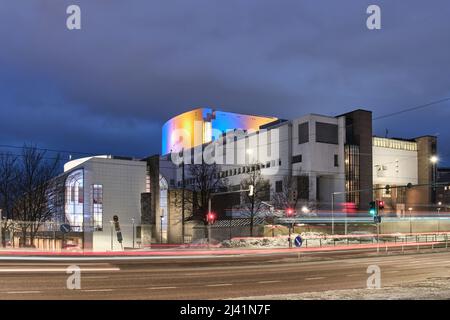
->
xmin=291 ymin=190 xmax=298 ymax=202
xmin=206 ymin=212 xmax=216 ymax=224
xmin=113 ymin=215 xmax=121 ymax=231
xmin=385 ymin=185 xmax=391 ymax=195
xmin=369 ymin=201 xmax=378 ymax=216
xmin=286 ymin=208 xmax=294 ymax=217
xmin=113 ymin=215 xmax=123 ymax=244
xmin=378 ymin=200 xmax=385 ymax=210
xmin=248 ymin=185 xmax=254 ymax=197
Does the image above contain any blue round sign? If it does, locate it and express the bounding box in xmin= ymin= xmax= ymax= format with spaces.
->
xmin=60 ymin=224 xmax=71 ymax=233
xmin=294 ymin=235 xmax=303 ymax=247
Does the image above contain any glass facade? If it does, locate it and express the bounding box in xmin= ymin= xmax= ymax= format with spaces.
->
xmin=373 ymin=137 xmax=417 ymax=151
xmin=91 ymin=184 xmax=103 ymax=231
xmin=65 ymin=169 xmax=84 ymax=229
xmin=345 ymin=145 xmax=360 ymax=206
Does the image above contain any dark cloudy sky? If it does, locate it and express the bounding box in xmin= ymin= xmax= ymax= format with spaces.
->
xmin=1 ymin=0 xmax=449 ymax=165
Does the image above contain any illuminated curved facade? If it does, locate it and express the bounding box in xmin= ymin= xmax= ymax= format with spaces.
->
xmin=65 ymin=169 xmax=84 ymax=229
xmin=161 ymin=108 xmax=277 ymax=155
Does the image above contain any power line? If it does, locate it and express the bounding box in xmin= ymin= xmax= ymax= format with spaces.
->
xmin=373 ymin=97 xmax=450 ymax=121
xmin=0 ymin=144 xmax=92 ymax=156
xmin=2 ymin=96 xmax=450 ymax=163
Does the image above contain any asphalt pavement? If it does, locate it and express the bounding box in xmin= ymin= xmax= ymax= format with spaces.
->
xmin=1 ymin=248 xmax=449 ymax=299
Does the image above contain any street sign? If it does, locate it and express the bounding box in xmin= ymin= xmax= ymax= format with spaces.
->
xmin=294 ymin=235 xmax=303 ymax=247
xmin=60 ymin=224 xmax=71 ymax=233
xmin=374 ymin=216 xmax=382 ymax=224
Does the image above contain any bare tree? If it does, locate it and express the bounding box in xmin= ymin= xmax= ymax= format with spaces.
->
xmin=0 ymin=153 xmax=19 ymax=247
xmin=240 ymin=164 xmax=270 ymax=236
xmin=0 ymin=146 xmax=62 ymax=247
xmin=272 ymin=174 xmax=315 ymax=215
xmin=272 ymin=175 xmax=299 ymax=212
xmin=185 ymin=162 xmax=225 ymax=224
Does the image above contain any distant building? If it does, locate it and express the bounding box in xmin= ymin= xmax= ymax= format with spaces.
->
xmin=372 ymin=136 xmax=438 ymax=215
xmin=437 ymin=168 xmax=450 ymax=209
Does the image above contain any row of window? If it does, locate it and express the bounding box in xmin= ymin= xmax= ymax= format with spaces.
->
xmin=177 ymin=159 xmax=283 ymax=187
xmin=91 ymin=184 xmax=103 ymax=231
xmin=292 ymin=154 xmax=339 ymax=167
xmin=66 ymin=184 xmax=103 ymax=230
xmin=373 ymin=137 xmax=418 ymax=151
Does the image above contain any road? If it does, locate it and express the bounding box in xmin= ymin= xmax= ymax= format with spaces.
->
xmin=1 ymin=249 xmax=450 ymax=299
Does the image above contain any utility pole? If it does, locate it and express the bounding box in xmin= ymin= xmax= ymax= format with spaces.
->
xmin=181 ymin=152 xmax=185 ymax=244
xmin=208 ymin=197 xmax=211 ymax=249
xmin=110 ymin=220 xmax=114 ymax=251
xmin=131 ymin=218 xmax=135 ymax=249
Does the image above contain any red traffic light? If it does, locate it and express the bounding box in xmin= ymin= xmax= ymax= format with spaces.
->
xmin=378 ymin=200 xmax=385 ymax=210
xmin=206 ymin=212 xmax=216 ymax=224
xmin=286 ymin=208 xmax=294 ymax=216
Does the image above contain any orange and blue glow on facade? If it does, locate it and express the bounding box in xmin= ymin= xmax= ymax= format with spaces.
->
xmin=161 ymin=108 xmax=277 ymax=154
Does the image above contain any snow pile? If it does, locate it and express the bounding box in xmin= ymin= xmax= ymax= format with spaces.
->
xmin=233 ymin=277 xmax=450 ymax=300
xmin=221 ymin=237 xmax=288 ymax=248
xmin=220 ymin=231 xmax=378 ymax=248
xmin=221 ymin=232 xmax=331 ymax=248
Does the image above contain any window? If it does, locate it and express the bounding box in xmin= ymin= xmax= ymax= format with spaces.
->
xmin=334 ymin=154 xmax=339 ymax=167
xmin=146 ymin=175 xmax=151 ymax=192
xmin=316 ymin=122 xmax=338 ymax=144
xmin=275 ymin=180 xmax=283 ymax=193
xmin=65 ymin=169 xmax=84 ymax=230
xmin=298 ymin=122 xmax=309 ymax=144
xmin=297 ymin=176 xmax=309 ymax=200
xmin=292 ymin=155 xmax=302 ymax=164
xmin=91 ymin=184 xmax=103 ymax=230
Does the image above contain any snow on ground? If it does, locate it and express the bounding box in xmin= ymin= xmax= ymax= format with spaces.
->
xmin=220 ymin=232 xmax=372 ymax=248
xmin=234 ymin=277 xmax=450 ymax=300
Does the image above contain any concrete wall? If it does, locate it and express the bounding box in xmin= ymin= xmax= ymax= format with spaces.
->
xmin=192 ymin=225 xmax=265 ymax=242
xmin=380 ymin=219 xmax=450 ymax=234
xmin=416 ymin=136 xmax=438 ymax=207
xmin=373 ymin=146 xmax=418 ymax=186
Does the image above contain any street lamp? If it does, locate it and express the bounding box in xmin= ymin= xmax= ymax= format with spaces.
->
xmin=408 ymin=207 xmax=413 ymax=235
xmin=431 ymin=156 xmax=438 ymax=197
xmin=109 ymin=220 xmax=114 ymax=251
xmin=131 ymin=218 xmax=135 ymax=249
xmin=437 ymin=202 xmax=442 ymax=233
xmin=160 ymin=214 xmax=164 ymax=244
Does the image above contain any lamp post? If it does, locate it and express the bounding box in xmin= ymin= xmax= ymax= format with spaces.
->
xmin=331 ymin=193 xmax=334 ymax=235
xmin=109 ymin=220 xmax=114 ymax=251
xmin=437 ymin=202 xmax=442 ymax=233
xmin=331 ymin=191 xmax=347 ymax=235
xmin=160 ymin=212 xmax=164 ymax=244
xmin=408 ymin=207 xmax=413 ymax=235
xmin=131 ymin=218 xmax=135 ymax=249
xmin=431 ymin=156 xmax=438 ymax=201
xmin=208 ymin=198 xmax=212 ymax=249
